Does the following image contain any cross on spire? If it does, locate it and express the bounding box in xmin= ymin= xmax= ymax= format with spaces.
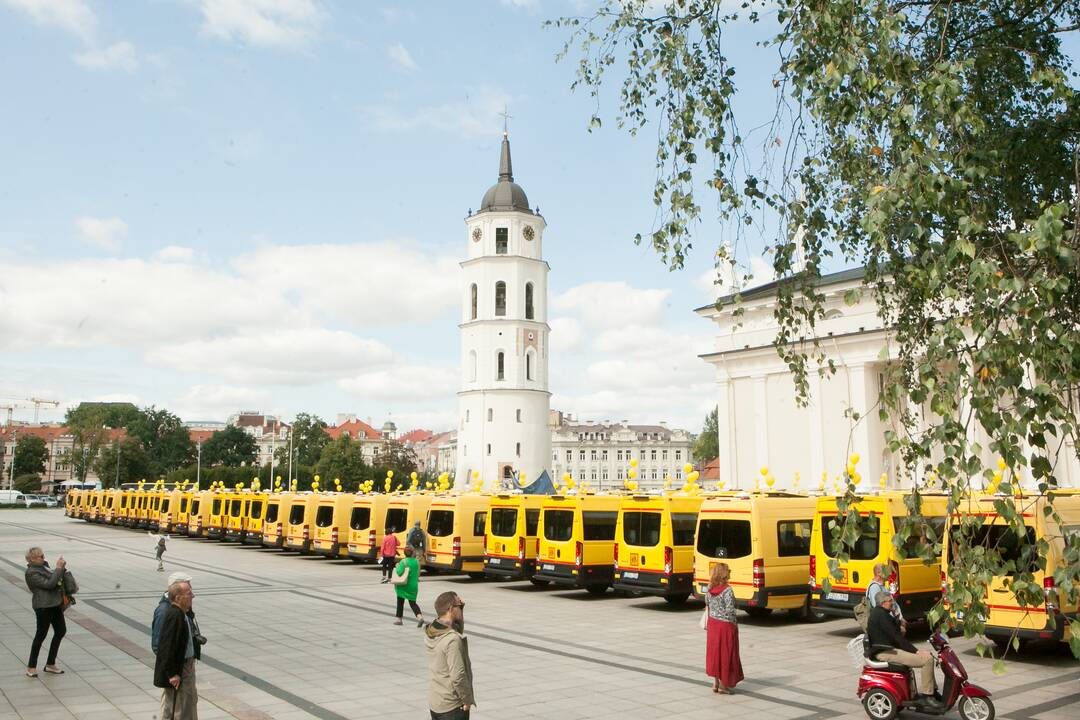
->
xmin=499 ymin=106 xmax=512 ymax=136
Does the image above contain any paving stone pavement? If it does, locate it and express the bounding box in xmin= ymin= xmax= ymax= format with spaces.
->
xmin=0 ymin=510 xmax=1076 ymax=720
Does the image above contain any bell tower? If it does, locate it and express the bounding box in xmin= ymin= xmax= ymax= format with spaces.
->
xmin=456 ymin=132 xmax=551 ymax=490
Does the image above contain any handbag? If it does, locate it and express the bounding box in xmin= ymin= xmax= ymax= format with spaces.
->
xmin=391 ymin=563 xmax=410 ymax=586
xmin=699 ymin=607 xmax=708 ymax=631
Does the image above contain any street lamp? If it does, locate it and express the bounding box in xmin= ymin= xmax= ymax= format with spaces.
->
xmin=196 ymin=441 xmax=202 ymax=488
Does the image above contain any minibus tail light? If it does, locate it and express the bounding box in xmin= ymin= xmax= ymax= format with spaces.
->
xmin=752 ymin=559 xmax=765 ymax=590
xmin=368 ymin=529 xmax=377 ymax=548
xmin=331 ymin=528 xmax=339 ymax=544
xmin=302 ymin=524 xmax=310 ymax=541
xmin=453 ymin=536 xmax=461 ymax=558
xmin=518 ymin=536 xmax=526 ymax=560
xmin=663 ymin=546 xmax=673 ymax=576
xmin=809 ymin=555 xmax=816 ymax=587
xmin=613 ymin=542 xmax=619 ymax=569
xmin=575 ymin=541 xmax=583 ymax=567
xmin=887 ymin=561 xmax=899 ymax=594
xmin=1044 ymin=576 xmax=1057 ymax=612
xmin=940 ymin=570 xmax=947 ymax=594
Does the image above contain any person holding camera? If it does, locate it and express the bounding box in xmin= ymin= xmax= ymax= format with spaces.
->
xmin=154 ymin=579 xmax=201 ymax=719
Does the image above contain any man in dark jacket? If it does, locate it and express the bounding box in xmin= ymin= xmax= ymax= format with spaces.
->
xmin=154 ymin=581 xmax=198 ymax=719
xmin=867 ymin=591 xmax=936 ymax=698
xmin=152 ymin=572 xmax=194 ymax=654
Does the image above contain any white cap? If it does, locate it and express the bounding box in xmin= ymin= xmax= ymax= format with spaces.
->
xmin=167 ymin=571 xmax=192 ymax=587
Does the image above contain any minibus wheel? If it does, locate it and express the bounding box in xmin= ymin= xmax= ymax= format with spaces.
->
xmin=585 ymin=584 xmax=608 ymax=596
xmin=467 ymin=572 xmax=486 ymax=581
xmin=793 ymin=598 xmax=827 ymax=623
xmin=745 ymin=607 xmax=773 ymax=618
xmin=528 ymin=578 xmax=550 ymax=587
xmin=664 ymin=593 xmax=690 ymax=605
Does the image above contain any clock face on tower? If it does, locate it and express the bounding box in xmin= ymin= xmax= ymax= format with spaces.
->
xmin=522 ymin=225 xmax=535 ymax=241
xmin=472 ymin=227 xmax=482 ymax=243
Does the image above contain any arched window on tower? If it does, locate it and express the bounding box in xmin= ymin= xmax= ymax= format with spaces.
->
xmin=526 ymin=350 xmax=534 ymax=381
xmin=470 ymin=283 xmax=477 ymax=320
xmin=468 ymin=350 xmax=477 ymax=382
xmin=525 ymin=282 xmax=534 ymax=320
xmin=496 ymin=351 xmax=505 ymax=381
xmin=494 ymin=281 xmax=506 ymax=316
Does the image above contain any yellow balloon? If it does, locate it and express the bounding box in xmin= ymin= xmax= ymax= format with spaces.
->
xmin=410 ymin=471 xmax=418 ymax=481
xmin=765 ymin=476 xmax=775 ymax=488
xmin=630 ymin=459 xmax=638 ymax=468
xmin=562 ymin=473 xmax=571 ymax=482
xmin=387 ymin=470 xmax=394 ymax=478
xmin=688 ymin=471 xmax=699 ymax=483
xmin=629 ymin=469 xmax=638 ymax=480
xmin=996 ymin=457 xmax=1006 ymax=471
xmin=683 ymin=463 xmax=693 ymax=474
xmin=849 ymin=453 xmax=860 ymax=465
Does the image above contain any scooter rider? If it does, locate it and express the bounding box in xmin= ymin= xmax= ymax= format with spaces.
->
xmin=867 ymin=591 xmax=938 ymax=703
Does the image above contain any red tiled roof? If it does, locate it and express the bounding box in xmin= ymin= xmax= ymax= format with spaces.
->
xmin=325 ymin=419 xmax=381 ymax=440
xmin=0 ymin=425 xmax=126 ymax=443
xmin=699 ymin=457 xmax=721 ymax=481
xmin=188 ymin=429 xmax=215 ymax=444
xmin=398 ymin=429 xmax=433 ymax=444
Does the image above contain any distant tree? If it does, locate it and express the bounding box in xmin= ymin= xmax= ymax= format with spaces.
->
xmin=14 ymin=474 xmax=41 ymax=494
xmin=373 ymin=441 xmax=420 ymax=490
xmin=692 ymin=408 xmax=719 ymax=466
xmin=92 ymin=439 xmax=151 ymax=488
xmin=275 ymin=412 xmax=330 ymax=469
xmin=200 ymin=426 xmax=259 ymax=467
xmin=64 ymin=402 xmax=140 ymax=482
xmin=13 ymin=436 xmax=48 ymax=478
xmin=128 ymin=406 xmax=195 ymax=477
xmin=314 ymin=435 xmax=369 ymax=490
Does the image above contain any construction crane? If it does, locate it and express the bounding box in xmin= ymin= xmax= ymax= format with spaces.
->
xmin=27 ymin=397 xmax=60 ymax=424
xmin=0 ymin=397 xmax=60 ymax=424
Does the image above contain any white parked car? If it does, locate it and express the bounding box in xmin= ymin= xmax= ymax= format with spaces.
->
xmin=0 ymin=490 xmax=27 ymax=506
xmin=23 ymin=494 xmax=47 ymax=508
xmin=39 ymin=495 xmax=59 ymax=508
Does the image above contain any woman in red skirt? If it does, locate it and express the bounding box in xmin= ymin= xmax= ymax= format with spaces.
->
xmin=705 ymin=562 xmax=744 ymax=693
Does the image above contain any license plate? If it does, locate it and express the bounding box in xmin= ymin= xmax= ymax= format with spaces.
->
xmin=628 ymin=553 xmax=639 ymax=566
xmin=623 ymin=571 xmax=639 ymax=579
xmin=542 ymin=563 xmax=554 ymax=571
xmin=428 ymin=555 xmax=436 ymax=563
xmin=488 ymin=558 xmax=500 ymax=565
xmin=826 ymin=592 xmax=849 ymax=602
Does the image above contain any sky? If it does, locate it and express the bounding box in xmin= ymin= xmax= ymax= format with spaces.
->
xmin=0 ymin=0 xmax=787 ymax=434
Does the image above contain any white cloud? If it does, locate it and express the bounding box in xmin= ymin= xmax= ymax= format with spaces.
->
xmin=198 ymin=0 xmax=326 ymax=50
xmin=73 ymin=40 xmax=138 ymax=72
xmin=232 ymin=241 xmax=460 ymax=326
xmin=368 ymin=85 xmax=513 ymax=138
xmin=339 ymin=365 xmax=458 ymax=401
xmin=2 ymin=0 xmax=97 ymax=42
xmin=551 ymin=281 xmax=669 ymax=330
xmin=149 ymin=328 xmax=393 ymax=385
xmin=156 ymin=245 xmax=195 ymax=262
xmin=548 ymin=317 xmax=582 ymax=352
xmin=172 ymin=384 xmax=269 ymax=422
xmin=76 ymin=216 xmax=128 ymax=252
xmin=387 ymin=42 xmax=418 ymax=72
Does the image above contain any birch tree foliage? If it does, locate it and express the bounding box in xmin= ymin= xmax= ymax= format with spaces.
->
xmin=552 ymin=0 xmax=1080 ymax=660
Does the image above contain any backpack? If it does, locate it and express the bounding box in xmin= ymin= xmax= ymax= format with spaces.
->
xmin=853 ymin=597 xmax=870 ymax=631
xmin=407 ymin=527 xmax=423 ymax=548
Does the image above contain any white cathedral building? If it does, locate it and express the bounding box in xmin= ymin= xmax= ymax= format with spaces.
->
xmin=455 ymin=134 xmax=552 ymax=489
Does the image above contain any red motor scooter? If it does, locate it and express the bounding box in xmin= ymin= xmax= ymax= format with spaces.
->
xmin=857 ymin=631 xmax=994 ymax=720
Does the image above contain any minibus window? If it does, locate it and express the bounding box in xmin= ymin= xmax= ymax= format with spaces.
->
xmin=264 ymin=502 xmax=278 ymax=523
xmin=950 ymin=524 xmax=1038 ymax=572
xmin=428 ymin=510 xmax=455 ymax=537
xmin=289 ymin=504 xmax=305 ymax=525
xmin=696 ymin=519 xmax=752 ymax=559
xmin=212 ymin=499 xmax=222 ymax=515
xmin=583 ymin=511 xmax=617 ymax=541
xmin=350 ymin=507 xmax=371 ymax=530
xmin=473 ymin=511 xmax=487 ymax=536
xmin=544 ymin=510 xmax=574 ymax=541
xmin=315 ymin=506 xmax=334 ymax=527
xmin=891 ymin=516 xmax=945 ymax=558
xmin=250 ymin=501 xmax=263 ymax=520
xmin=161 ymin=499 xmax=171 ymax=513
xmin=777 ymin=520 xmax=812 ymax=557
xmin=385 ymin=508 xmax=408 ymax=533
xmin=623 ymin=512 xmax=662 ymax=546
xmin=525 ymin=509 xmax=540 ymax=536
xmin=180 ymin=498 xmax=189 ymax=513
xmin=490 ymin=508 xmax=518 ymax=537
xmin=671 ymin=513 xmax=697 ymax=546
xmin=823 ymin=514 xmax=880 ymax=560
xmin=190 ymin=499 xmax=201 ymax=515
xmin=230 ymin=500 xmax=243 ymax=517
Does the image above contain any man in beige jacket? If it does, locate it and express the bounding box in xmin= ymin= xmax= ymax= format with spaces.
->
xmin=425 ymin=591 xmax=475 ymax=719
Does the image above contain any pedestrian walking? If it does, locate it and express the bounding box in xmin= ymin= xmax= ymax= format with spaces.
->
xmin=392 ymin=546 xmax=425 ymax=627
xmin=24 ymin=547 xmax=77 ymax=678
xmin=154 ymin=580 xmax=200 ymax=720
xmin=704 ymin=562 xmax=743 ymax=694
xmin=152 ymin=572 xmax=202 ymax=655
xmin=425 ymin=591 xmax=475 ymax=720
xmin=379 ymin=531 xmax=399 ymax=583
xmin=407 ymin=520 xmax=427 ymax=566
xmin=149 ymin=532 xmax=169 ymax=571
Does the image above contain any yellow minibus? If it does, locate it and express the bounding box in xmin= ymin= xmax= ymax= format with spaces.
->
xmin=261 ymin=492 xmax=294 ymax=549
xmin=346 ymin=494 xmax=390 ymax=562
xmin=388 ymin=494 xmax=433 ymax=559
xmin=285 ymin=493 xmax=319 ymax=553
xmin=614 ymin=494 xmax=703 ymax=604
xmin=312 ymin=493 xmax=354 ymax=558
xmin=206 ymin=491 xmax=228 ymax=540
xmin=484 ymin=494 xmax=544 ymax=582
xmin=186 ymin=490 xmax=213 ymax=538
xmin=534 ymin=494 xmax=621 ymax=594
xmin=64 ymin=490 xmax=79 ymax=518
xmin=944 ymin=491 xmax=1080 ymax=649
xmin=810 ymin=492 xmax=947 ymax=621
xmin=424 ymin=494 xmax=491 ymax=578
xmin=243 ymin=492 xmax=266 ymax=544
xmin=173 ymin=490 xmax=193 ymax=535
